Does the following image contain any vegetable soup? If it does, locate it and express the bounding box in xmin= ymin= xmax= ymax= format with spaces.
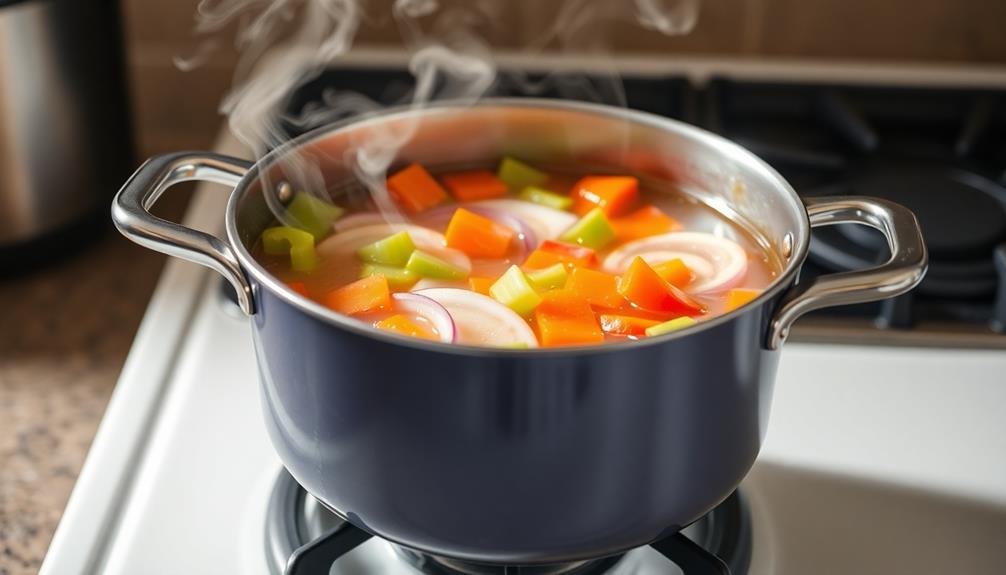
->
xmin=253 ymin=157 xmax=780 ymax=348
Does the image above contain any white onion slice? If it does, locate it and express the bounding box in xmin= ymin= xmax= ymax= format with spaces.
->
xmin=390 ymin=292 xmax=456 ymax=343
xmin=332 ymin=212 xmax=389 ymax=233
xmin=409 ymin=278 xmax=468 ymax=291
xmin=418 ymin=204 xmax=539 ymax=253
xmin=318 ymin=224 xmax=471 ymax=274
xmin=416 ymin=288 xmax=539 ymax=348
xmin=602 ymin=232 xmax=748 ymax=293
xmin=468 ymin=200 xmax=577 ymax=242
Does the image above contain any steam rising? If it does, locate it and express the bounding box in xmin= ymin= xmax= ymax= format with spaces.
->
xmin=182 ymin=0 xmax=699 ymax=224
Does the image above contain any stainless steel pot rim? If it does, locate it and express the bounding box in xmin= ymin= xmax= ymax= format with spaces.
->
xmin=225 ymin=98 xmax=811 ymax=357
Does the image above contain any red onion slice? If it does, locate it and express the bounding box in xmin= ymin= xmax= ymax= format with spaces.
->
xmin=417 ymin=204 xmax=539 ymax=253
xmin=390 ymin=292 xmax=456 ymax=343
xmin=318 ymin=223 xmax=472 ymax=274
xmin=416 ymin=288 xmax=539 ymax=348
xmin=602 ymin=232 xmax=748 ymax=294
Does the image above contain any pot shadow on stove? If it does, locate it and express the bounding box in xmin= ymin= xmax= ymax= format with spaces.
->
xmin=746 ymin=462 xmax=1006 ymax=575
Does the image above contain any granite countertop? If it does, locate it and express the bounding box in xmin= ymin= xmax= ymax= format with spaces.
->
xmin=0 ymin=207 xmax=184 ymax=574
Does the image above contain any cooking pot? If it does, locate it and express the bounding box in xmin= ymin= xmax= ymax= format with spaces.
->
xmin=111 ymin=99 xmax=926 ymax=565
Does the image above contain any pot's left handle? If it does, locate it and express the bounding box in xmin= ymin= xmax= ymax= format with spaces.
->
xmin=112 ymin=152 xmax=256 ymax=315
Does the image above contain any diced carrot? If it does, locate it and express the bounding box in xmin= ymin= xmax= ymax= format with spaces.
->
xmin=538 ymin=240 xmax=598 ymax=266
xmin=725 ymin=288 xmax=761 ymax=312
xmin=445 ymin=208 xmax=515 ymax=258
xmin=324 ymin=275 xmax=391 ymax=315
xmin=468 ymin=276 xmax=496 ymax=296
xmin=287 ymin=281 xmax=310 ymax=297
xmin=442 ymin=170 xmax=508 ymax=202
xmin=617 ymin=257 xmax=704 ymax=316
xmin=565 ymin=268 xmax=625 ymax=309
xmin=652 ymin=258 xmax=693 ymax=288
xmin=375 ymin=314 xmax=437 ymax=340
xmin=524 ymin=242 xmax=596 ymax=271
xmin=386 ymin=163 xmax=448 ymax=214
xmin=611 ymin=206 xmax=679 ymax=241
xmin=534 ymin=291 xmax=604 ymax=347
xmin=571 ymin=176 xmax=639 ymax=217
xmin=598 ymin=314 xmax=662 ymax=336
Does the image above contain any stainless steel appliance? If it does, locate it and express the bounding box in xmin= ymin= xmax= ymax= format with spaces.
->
xmin=0 ymin=0 xmax=132 ymax=267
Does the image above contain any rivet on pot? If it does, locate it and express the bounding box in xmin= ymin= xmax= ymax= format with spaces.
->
xmin=782 ymin=233 xmax=793 ymax=259
xmin=277 ymin=181 xmax=294 ymax=203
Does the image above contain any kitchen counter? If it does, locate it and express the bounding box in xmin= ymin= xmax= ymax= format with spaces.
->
xmin=0 ymin=201 xmax=186 ymax=574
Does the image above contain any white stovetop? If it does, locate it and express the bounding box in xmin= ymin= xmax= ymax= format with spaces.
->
xmin=41 ymin=56 xmax=1006 ymax=573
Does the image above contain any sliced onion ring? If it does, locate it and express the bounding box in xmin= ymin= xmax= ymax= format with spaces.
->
xmin=418 ymin=204 xmax=539 ymax=253
xmin=332 ymin=212 xmax=389 ymax=233
xmin=602 ymin=232 xmax=748 ymax=294
xmin=318 ymin=223 xmax=471 ymax=274
xmin=416 ymin=288 xmax=539 ymax=348
xmin=467 ymin=200 xmax=577 ymax=242
xmin=390 ymin=292 xmax=456 ymax=343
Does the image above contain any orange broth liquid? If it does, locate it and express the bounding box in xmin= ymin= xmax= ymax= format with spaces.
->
xmin=253 ymin=167 xmax=781 ymax=345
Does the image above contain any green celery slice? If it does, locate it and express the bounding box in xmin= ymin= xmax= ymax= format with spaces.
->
xmin=261 ymin=226 xmax=318 ymax=272
xmin=497 ymin=157 xmax=549 ymax=190
xmin=644 ymin=316 xmax=697 ymax=337
xmin=559 ymin=207 xmax=616 ymax=250
xmin=519 ymin=186 xmax=573 ymax=210
xmin=286 ymin=192 xmax=344 ymax=239
xmin=496 ymin=341 xmax=529 ymax=349
xmin=356 ymin=231 xmax=416 ymax=266
xmin=490 ymin=265 xmax=542 ymax=317
xmin=526 ymin=263 xmax=568 ymax=291
xmin=360 ymin=263 xmax=418 ymax=288
xmin=405 ymin=250 xmax=468 ymax=280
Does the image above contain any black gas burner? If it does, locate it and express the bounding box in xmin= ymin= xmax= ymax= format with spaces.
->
xmin=707 ymin=79 xmax=1006 ymax=332
xmin=266 ymin=469 xmax=751 ymax=575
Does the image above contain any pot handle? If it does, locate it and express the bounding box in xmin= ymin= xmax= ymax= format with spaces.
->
xmin=767 ymin=196 xmax=927 ymax=349
xmin=111 ymin=152 xmax=256 ymax=314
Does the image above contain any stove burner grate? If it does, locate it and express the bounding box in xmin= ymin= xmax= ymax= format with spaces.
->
xmin=265 ymin=469 xmax=751 ymax=575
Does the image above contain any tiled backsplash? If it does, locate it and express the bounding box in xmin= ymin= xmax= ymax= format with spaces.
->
xmin=122 ymin=0 xmax=1006 ymax=157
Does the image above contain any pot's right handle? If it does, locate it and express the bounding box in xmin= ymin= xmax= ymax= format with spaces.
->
xmin=768 ymin=196 xmax=928 ymax=349
xmin=111 ymin=152 xmax=256 ymax=314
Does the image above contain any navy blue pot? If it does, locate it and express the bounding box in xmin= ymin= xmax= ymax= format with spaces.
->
xmin=112 ymin=100 xmax=926 ymax=564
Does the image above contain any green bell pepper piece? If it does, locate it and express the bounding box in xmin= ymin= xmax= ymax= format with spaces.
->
xmin=356 ymin=231 xmax=416 ymax=266
xmin=490 ymin=265 xmax=542 ymax=317
xmin=286 ymin=192 xmax=344 ymax=239
xmin=497 ymin=157 xmax=548 ymax=191
xmin=525 ymin=263 xmax=568 ymax=292
xmin=405 ymin=250 xmax=468 ymax=280
xmin=261 ymin=226 xmax=318 ymax=272
xmin=519 ymin=186 xmax=573 ymax=211
xmin=360 ymin=263 xmax=418 ymax=288
xmin=644 ymin=316 xmax=697 ymax=337
xmin=559 ymin=207 xmax=616 ymax=250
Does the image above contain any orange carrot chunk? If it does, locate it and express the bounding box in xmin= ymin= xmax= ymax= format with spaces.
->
xmin=442 ymin=170 xmax=508 ymax=202
xmin=611 ymin=205 xmax=679 ymax=241
xmin=598 ymin=314 xmax=662 ymax=336
xmin=565 ymin=268 xmax=625 ymax=309
xmin=324 ymin=275 xmax=391 ymax=315
xmin=445 ymin=208 xmax=515 ymax=258
xmin=571 ymin=176 xmax=639 ymax=217
xmin=652 ymin=258 xmax=693 ymax=288
xmin=287 ymin=281 xmax=310 ymax=297
xmin=539 ymin=240 xmax=598 ymax=266
xmin=522 ymin=250 xmax=582 ymax=271
xmin=617 ymin=257 xmax=704 ymax=316
xmin=386 ymin=163 xmax=448 ymax=214
xmin=375 ymin=314 xmax=437 ymax=340
xmin=725 ymin=288 xmax=761 ymax=312
xmin=468 ymin=276 xmax=496 ymax=296
xmin=534 ymin=291 xmax=604 ymax=347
